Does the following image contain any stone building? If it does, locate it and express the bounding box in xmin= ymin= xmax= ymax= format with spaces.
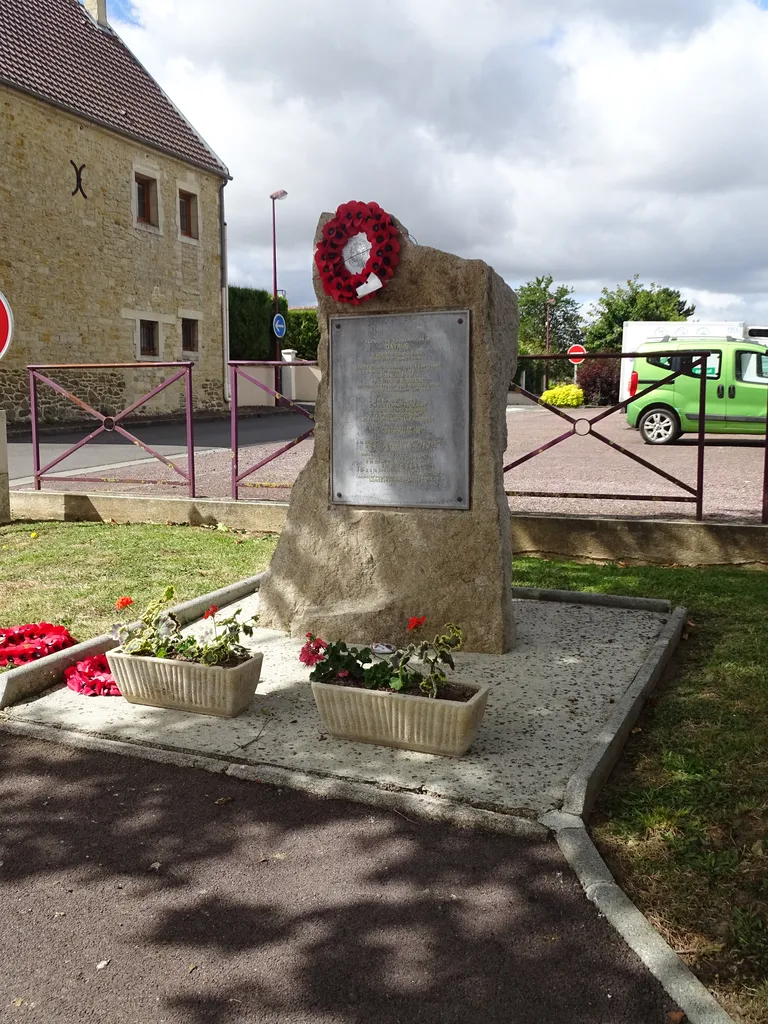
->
xmin=0 ymin=0 xmax=231 ymax=424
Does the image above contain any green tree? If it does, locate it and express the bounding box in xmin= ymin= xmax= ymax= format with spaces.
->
xmin=516 ymin=275 xmax=584 ymax=355
xmin=584 ymin=275 xmax=695 ymax=352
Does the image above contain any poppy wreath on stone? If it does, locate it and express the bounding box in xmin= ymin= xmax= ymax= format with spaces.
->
xmin=314 ymin=200 xmax=401 ymax=305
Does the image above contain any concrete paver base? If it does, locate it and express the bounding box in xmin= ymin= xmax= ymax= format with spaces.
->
xmin=7 ymin=595 xmax=668 ymax=817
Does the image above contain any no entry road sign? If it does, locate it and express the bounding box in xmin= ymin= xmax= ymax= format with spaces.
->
xmin=568 ymin=343 xmax=587 ymax=365
xmin=0 ymin=291 xmax=13 ymax=361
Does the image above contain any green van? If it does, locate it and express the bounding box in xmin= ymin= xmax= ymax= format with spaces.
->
xmin=626 ymin=337 xmax=768 ymax=444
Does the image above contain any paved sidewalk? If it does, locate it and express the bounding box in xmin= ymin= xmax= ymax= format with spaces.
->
xmin=6 ymin=596 xmax=669 ymax=818
xmin=0 ymin=732 xmax=680 ymax=1024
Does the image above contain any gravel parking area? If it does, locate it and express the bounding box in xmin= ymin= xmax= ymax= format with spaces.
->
xmin=12 ymin=408 xmax=767 ymax=521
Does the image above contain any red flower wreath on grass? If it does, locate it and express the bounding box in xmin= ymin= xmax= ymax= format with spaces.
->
xmin=64 ymin=654 xmax=121 ymax=697
xmin=314 ymin=200 xmax=401 ymax=305
xmin=0 ymin=623 xmax=78 ymax=668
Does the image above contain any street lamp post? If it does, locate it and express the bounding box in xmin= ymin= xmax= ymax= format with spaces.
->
xmin=544 ymin=297 xmax=556 ymax=393
xmin=269 ymin=189 xmax=287 ymax=396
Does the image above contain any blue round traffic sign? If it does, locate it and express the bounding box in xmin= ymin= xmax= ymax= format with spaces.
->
xmin=273 ymin=313 xmax=286 ymax=339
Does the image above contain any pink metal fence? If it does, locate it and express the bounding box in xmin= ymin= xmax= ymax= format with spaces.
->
xmin=229 ymin=360 xmax=317 ymax=499
xmin=28 ymin=362 xmax=196 ymax=496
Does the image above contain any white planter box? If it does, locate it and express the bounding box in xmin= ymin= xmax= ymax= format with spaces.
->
xmin=106 ymin=649 xmax=263 ymax=718
xmin=311 ymin=680 xmax=490 ymax=757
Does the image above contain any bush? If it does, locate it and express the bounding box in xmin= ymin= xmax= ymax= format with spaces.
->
xmin=540 ymin=384 xmax=584 ymax=407
xmin=576 ymin=358 xmax=620 ymax=406
xmin=228 ymin=286 xmax=288 ymax=361
xmin=286 ymin=309 xmax=320 ymax=361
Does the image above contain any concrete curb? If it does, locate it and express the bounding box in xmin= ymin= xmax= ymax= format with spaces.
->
xmin=0 ymin=718 xmax=548 ymax=839
xmin=536 ymin=605 xmax=735 ymax=1024
xmin=511 ymin=586 xmax=672 ymax=614
xmin=540 ymin=821 xmax=735 ymax=1024
xmin=0 ymin=573 xmax=266 ymax=709
xmin=562 ymin=605 xmax=688 ymax=817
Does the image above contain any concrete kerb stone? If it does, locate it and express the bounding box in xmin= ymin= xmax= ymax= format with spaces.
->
xmin=0 ymin=573 xmax=266 ymax=709
xmin=535 ymin=602 xmax=735 ymax=1024
xmin=548 ymin=823 xmax=736 ymax=1024
xmin=511 ymin=585 xmax=671 ymax=614
xmin=562 ymin=604 xmax=688 ymax=818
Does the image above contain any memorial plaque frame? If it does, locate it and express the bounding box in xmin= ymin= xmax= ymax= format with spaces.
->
xmin=330 ymin=310 xmax=470 ymax=510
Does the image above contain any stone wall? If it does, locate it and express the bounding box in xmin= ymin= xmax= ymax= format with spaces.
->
xmin=0 ymin=87 xmax=227 ymax=424
xmin=0 ymin=411 xmax=8 ymax=524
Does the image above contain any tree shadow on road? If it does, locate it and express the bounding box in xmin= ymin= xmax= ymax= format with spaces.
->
xmin=0 ymin=732 xmax=677 ymax=1024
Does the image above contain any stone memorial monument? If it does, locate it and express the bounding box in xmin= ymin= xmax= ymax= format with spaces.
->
xmin=258 ymin=204 xmax=518 ymax=653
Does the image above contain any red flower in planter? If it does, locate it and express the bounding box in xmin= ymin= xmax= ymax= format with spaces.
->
xmin=203 ymin=605 xmax=219 ymax=620
xmin=300 ymin=634 xmax=328 ymax=667
xmin=408 ymin=616 xmax=427 ymax=632
xmin=115 ymin=596 xmax=133 ymax=611
xmin=64 ymin=654 xmax=121 ymax=697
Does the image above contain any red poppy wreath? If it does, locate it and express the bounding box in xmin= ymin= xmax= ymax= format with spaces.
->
xmin=314 ymin=201 xmax=400 ymax=305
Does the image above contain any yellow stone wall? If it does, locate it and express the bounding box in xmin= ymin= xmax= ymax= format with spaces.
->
xmin=0 ymin=86 xmax=228 ymax=423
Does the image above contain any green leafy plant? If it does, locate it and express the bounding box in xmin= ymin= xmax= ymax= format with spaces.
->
xmin=112 ymin=587 xmax=256 ymax=668
xmin=540 ymin=383 xmax=584 ymax=407
xmin=300 ymin=619 xmax=464 ymax=699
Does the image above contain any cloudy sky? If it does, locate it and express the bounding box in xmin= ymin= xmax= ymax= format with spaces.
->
xmin=111 ymin=0 xmax=768 ymax=323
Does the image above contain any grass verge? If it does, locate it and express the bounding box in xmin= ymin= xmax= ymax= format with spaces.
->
xmin=0 ymin=520 xmax=277 ymax=643
xmin=514 ymin=557 xmax=768 ymax=1024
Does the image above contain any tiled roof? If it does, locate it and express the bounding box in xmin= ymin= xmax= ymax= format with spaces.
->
xmin=0 ymin=0 xmax=229 ymax=177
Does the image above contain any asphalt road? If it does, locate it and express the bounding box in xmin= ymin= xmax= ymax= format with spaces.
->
xmin=0 ymin=732 xmax=680 ymax=1024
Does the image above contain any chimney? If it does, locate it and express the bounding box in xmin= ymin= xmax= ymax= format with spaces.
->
xmin=84 ymin=0 xmax=108 ymax=27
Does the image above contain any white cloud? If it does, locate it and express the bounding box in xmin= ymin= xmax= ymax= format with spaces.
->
xmin=115 ymin=0 xmax=768 ymax=323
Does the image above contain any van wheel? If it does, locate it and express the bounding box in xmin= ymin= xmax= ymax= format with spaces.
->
xmin=638 ymin=407 xmax=681 ymax=444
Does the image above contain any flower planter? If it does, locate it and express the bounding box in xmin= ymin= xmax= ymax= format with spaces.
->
xmin=310 ymin=679 xmax=490 ymax=757
xmin=106 ymin=649 xmax=263 ymax=718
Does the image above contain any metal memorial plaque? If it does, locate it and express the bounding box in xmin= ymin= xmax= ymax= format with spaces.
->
xmin=330 ymin=310 xmax=470 ymax=509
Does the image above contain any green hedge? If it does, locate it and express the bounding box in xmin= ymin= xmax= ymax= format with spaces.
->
xmin=228 ymin=287 xmax=288 ymax=361
xmin=286 ymin=309 xmax=320 ymax=361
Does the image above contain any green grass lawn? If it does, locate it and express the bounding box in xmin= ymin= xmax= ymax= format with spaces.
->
xmin=514 ymin=558 xmax=768 ymax=1024
xmin=0 ymin=520 xmax=277 ymax=642
xmin=1 ymin=524 xmax=765 ymax=1020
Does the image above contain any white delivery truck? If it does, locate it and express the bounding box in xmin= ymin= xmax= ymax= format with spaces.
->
xmin=619 ymin=321 xmax=768 ymax=401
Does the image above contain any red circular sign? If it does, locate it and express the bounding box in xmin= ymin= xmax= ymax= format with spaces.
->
xmin=568 ymin=343 xmax=587 ymax=365
xmin=0 ymin=291 xmax=13 ymax=361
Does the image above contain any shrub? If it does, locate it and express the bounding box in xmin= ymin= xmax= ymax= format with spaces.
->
xmin=577 ymin=358 xmax=620 ymax=406
xmin=540 ymin=384 xmax=584 ymax=407
xmin=228 ymin=286 xmax=288 ymax=360
xmin=286 ymin=308 xmax=320 ymax=361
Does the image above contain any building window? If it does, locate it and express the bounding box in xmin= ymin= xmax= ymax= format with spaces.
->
xmin=135 ymin=174 xmax=158 ymax=226
xmin=181 ymin=318 xmax=199 ymax=353
xmin=179 ymin=190 xmax=198 ymax=238
xmin=140 ymin=319 xmax=158 ymax=356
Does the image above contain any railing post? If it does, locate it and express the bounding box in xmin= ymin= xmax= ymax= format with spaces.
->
xmin=184 ymin=363 xmax=196 ymax=498
xmin=230 ymin=363 xmax=239 ymax=500
xmin=695 ymin=360 xmax=707 ymax=521
xmin=29 ymin=368 xmax=41 ymax=491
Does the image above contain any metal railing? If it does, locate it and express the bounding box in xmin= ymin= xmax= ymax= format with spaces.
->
xmin=507 ymin=350 xmax=768 ymax=523
xmin=229 ymin=360 xmax=317 ymax=499
xmin=28 ymin=362 xmax=196 ymax=496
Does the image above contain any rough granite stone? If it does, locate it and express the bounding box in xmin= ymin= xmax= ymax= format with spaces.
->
xmin=258 ymin=215 xmax=518 ymax=653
